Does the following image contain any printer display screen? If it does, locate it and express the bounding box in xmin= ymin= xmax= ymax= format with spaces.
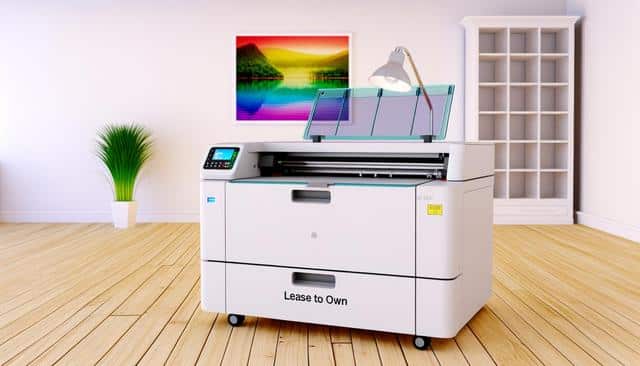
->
xmin=204 ymin=147 xmax=239 ymax=169
xmin=213 ymin=148 xmax=236 ymax=161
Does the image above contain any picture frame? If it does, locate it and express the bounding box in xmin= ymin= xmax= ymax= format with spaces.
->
xmin=234 ymin=34 xmax=352 ymax=123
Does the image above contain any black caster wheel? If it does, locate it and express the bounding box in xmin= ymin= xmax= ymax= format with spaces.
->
xmin=227 ymin=314 xmax=245 ymax=326
xmin=413 ymin=336 xmax=431 ymax=350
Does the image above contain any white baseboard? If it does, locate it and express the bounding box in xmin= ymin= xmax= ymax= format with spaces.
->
xmin=0 ymin=210 xmax=199 ymax=223
xmin=576 ymin=211 xmax=640 ymax=244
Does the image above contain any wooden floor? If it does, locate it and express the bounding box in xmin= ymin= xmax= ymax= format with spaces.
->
xmin=0 ymin=224 xmax=638 ymax=365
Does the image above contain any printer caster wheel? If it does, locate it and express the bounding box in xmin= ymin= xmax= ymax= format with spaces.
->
xmin=227 ymin=314 xmax=245 ymax=327
xmin=413 ymin=336 xmax=431 ymax=350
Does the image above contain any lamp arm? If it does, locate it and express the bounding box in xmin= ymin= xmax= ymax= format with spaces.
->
xmin=395 ymin=47 xmax=433 ymax=111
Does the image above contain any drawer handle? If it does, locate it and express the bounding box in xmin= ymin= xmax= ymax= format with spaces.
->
xmin=291 ymin=190 xmax=331 ymax=204
xmin=292 ymin=272 xmax=335 ymax=288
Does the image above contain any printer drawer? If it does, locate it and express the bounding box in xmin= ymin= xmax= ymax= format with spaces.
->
xmin=225 ymin=263 xmax=415 ymax=335
xmin=226 ymin=182 xmax=415 ymax=276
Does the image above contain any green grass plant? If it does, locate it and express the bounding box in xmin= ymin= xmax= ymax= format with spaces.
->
xmin=97 ymin=124 xmax=152 ymax=201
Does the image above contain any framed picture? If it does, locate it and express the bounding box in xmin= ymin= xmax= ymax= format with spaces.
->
xmin=235 ymin=34 xmax=351 ymax=122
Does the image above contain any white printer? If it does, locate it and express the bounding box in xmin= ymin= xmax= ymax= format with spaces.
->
xmin=200 ymin=86 xmax=494 ymax=349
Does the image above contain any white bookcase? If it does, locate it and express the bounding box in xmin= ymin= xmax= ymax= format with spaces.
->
xmin=461 ymin=16 xmax=579 ymax=224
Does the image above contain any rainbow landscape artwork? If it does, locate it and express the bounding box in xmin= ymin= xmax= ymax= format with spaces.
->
xmin=236 ymin=35 xmax=350 ymax=121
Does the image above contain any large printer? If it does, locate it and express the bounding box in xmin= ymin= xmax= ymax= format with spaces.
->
xmin=200 ymin=86 xmax=494 ymax=349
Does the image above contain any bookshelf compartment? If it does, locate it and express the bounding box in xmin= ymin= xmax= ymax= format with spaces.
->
xmin=480 ymin=28 xmax=507 ymax=53
xmin=510 ymin=142 xmax=537 ymax=170
xmin=495 ymin=143 xmax=507 ymax=170
xmin=540 ymin=142 xmax=568 ymax=169
xmin=480 ymin=58 xmax=507 ymax=82
xmin=540 ymin=172 xmax=567 ymax=198
xmin=541 ymin=57 xmax=568 ymax=83
xmin=541 ymin=29 xmax=568 ymax=53
xmin=479 ymin=86 xmax=507 ymax=112
xmin=510 ymin=56 xmax=538 ymax=83
xmin=510 ymin=28 xmax=538 ymax=54
xmin=510 ymin=86 xmax=538 ymax=112
xmin=510 ymin=114 xmax=538 ymax=140
xmin=494 ymin=172 xmax=507 ymax=198
xmin=510 ymin=172 xmax=538 ymax=199
xmin=479 ymin=114 xmax=507 ymax=140
xmin=540 ymin=85 xmax=568 ymax=112
xmin=541 ymin=114 xmax=568 ymax=140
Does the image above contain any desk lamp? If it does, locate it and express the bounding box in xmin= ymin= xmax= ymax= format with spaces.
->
xmin=369 ymin=47 xmax=435 ymax=141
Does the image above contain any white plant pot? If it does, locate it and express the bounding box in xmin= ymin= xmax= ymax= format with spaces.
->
xmin=111 ymin=201 xmax=138 ymax=229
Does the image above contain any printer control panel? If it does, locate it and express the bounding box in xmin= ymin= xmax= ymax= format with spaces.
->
xmin=204 ymin=147 xmax=240 ymax=170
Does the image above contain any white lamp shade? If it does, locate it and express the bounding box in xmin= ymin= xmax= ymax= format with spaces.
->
xmin=369 ymin=49 xmax=412 ymax=92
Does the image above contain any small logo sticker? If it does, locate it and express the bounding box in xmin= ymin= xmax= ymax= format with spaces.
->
xmin=207 ymin=197 xmax=216 ymax=203
xmin=427 ymin=204 xmax=443 ymax=216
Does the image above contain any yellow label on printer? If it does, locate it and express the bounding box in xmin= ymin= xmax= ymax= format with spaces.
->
xmin=427 ymin=204 xmax=443 ymax=216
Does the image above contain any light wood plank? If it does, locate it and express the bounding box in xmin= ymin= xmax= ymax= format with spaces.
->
xmin=0 ymin=224 xmax=81 ymax=257
xmin=495 ymin=246 xmax=640 ymax=344
xmin=26 ymin=242 xmax=197 ymax=365
xmin=398 ymin=336 xmax=439 ymax=366
xmin=137 ymin=280 xmax=201 ymax=365
xmin=0 ymin=224 xmax=174 ymax=336
xmin=468 ymin=308 xmax=542 ymax=365
xmin=496 ymin=227 xmax=640 ymax=323
xmin=432 ymin=338 xmax=469 ymax=365
xmin=308 ymin=325 xmax=335 ymax=366
xmin=496 ymin=241 xmax=640 ymax=350
xmin=331 ymin=326 xmax=352 ymax=343
xmin=492 ymin=280 xmax=601 ymax=366
xmin=0 ymin=225 xmax=188 ymax=364
xmin=96 ymin=254 xmax=200 ymax=365
xmin=113 ymin=265 xmax=183 ymax=315
xmin=221 ymin=316 xmax=259 ymax=366
xmin=0 ymin=225 xmax=183 ymax=314
xmin=165 ymin=308 xmax=218 ymax=365
xmin=334 ymin=343 xmax=356 ymax=366
xmin=0 ymin=224 xmax=129 ymax=314
xmin=486 ymin=294 xmax=571 ymax=365
xmin=196 ymin=310 xmax=234 ymax=365
xmin=375 ymin=333 xmax=406 ymax=365
xmin=162 ymin=229 xmax=199 ymax=265
xmin=6 ymin=297 xmax=102 ymax=365
xmin=351 ymin=330 xmax=381 ymax=366
xmin=55 ymin=315 xmax=137 ymax=365
xmin=494 ymin=267 xmax=623 ymax=365
xmin=454 ymin=326 xmax=495 ymax=366
xmin=274 ymin=322 xmax=308 ymax=366
xmin=248 ymin=318 xmax=281 ymax=366
xmin=494 ymin=262 xmax=638 ymax=364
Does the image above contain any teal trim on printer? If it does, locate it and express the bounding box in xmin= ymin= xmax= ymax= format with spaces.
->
xmin=230 ymin=180 xmax=420 ymax=187
xmin=321 ymin=135 xmax=422 ymax=141
xmin=332 ymin=182 xmax=420 ymax=187
xmin=437 ymin=85 xmax=455 ymax=140
xmin=230 ymin=180 xmax=307 ymax=185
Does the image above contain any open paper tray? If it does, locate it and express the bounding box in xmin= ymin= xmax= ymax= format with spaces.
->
xmin=304 ymin=85 xmax=455 ymax=141
xmin=230 ymin=176 xmax=431 ymax=187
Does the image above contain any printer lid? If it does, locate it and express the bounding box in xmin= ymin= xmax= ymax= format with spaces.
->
xmin=303 ymin=85 xmax=454 ymax=142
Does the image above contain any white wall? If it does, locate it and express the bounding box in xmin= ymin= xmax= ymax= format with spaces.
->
xmin=567 ymin=0 xmax=640 ymax=242
xmin=0 ymin=0 xmax=565 ymax=222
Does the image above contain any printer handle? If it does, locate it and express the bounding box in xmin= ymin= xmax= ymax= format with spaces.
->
xmin=292 ymin=272 xmax=336 ymax=288
xmin=291 ymin=189 xmax=331 ymax=204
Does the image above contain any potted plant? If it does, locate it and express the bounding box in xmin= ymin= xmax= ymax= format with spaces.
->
xmin=97 ymin=124 xmax=152 ymax=228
